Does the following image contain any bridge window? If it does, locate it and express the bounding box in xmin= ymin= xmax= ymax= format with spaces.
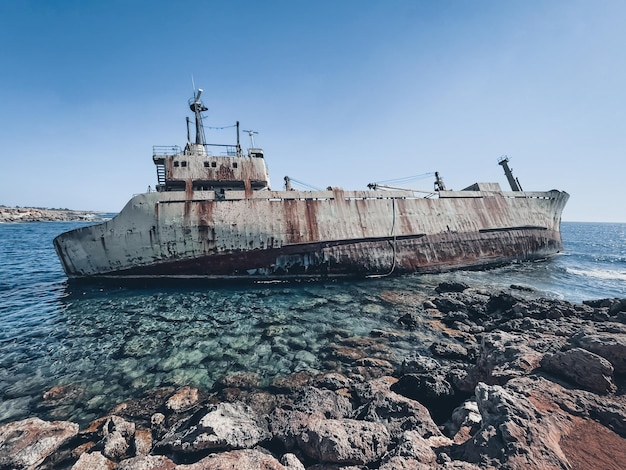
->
xmin=233 ymin=162 xmax=238 ymax=169
xmin=174 ymin=161 xmax=179 ymax=167
xmin=181 ymin=161 xmax=187 ymax=167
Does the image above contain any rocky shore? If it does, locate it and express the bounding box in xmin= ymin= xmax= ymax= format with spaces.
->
xmin=0 ymin=205 xmax=105 ymax=223
xmin=2 ymin=283 xmax=626 ymax=469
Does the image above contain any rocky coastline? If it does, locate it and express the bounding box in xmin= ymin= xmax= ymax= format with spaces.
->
xmin=2 ymin=283 xmax=626 ymax=469
xmin=0 ymin=205 xmax=106 ymax=223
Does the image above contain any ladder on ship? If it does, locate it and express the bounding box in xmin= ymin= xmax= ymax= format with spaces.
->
xmin=155 ymin=163 xmax=166 ymax=186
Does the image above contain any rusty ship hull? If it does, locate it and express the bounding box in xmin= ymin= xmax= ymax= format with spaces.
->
xmin=53 ymin=89 xmax=569 ymax=281
xmin=54 ymin=187 xmax=569 ymax=280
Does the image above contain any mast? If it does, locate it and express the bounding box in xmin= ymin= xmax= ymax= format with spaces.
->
xmin=189 ymin=89 xmax=208 ymax=146
xmin=498 ymin=155 xmax=523 ymax=191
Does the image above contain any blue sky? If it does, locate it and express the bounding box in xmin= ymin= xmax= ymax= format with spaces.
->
xmin=1 ymin=0 xmax=624 ymax=222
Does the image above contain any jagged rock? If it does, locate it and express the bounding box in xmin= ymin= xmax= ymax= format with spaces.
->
xmin=0 ymin=417 xmax=79 ymax=469
xmin=507 ymin=375 xmax=626 ymax=438
xmin=474 ymin=331 xmax=543 ymax=384
xmin=116 ymin=454 xmax=176 ymax=469
xmin=430 ymin=340 xmax=470 ymax=360
xmin=352 ymin=378 xmax=441 ymax=439
xmin=291 ymin=386 xmax=353 ymax=418
xmin=103 ymin=430 xmax=130 ymax=461
xmin=297 ymin=418 xmax=390 ymax=465
xmin=506 ymin=376 xmax=626 ymax=469
xmin=166 ymin=386 xmax=200 ymax=412
xmin=269 ymin=408 xmax=325 ymax=451
xmin=444 ymin=400 xmax=482 ymax=444
xmin=157 ymin=401 xmax=270 ymax=453
xmin=398 ymin=312 xmax=420 ymax=329
xmin=71 ymin=451 xmax=115 ymax=469
xmin=436 ymin=281 xmax=470 ymax=293
xmin=280 ymin=452 xmax=306 ymax=470
xmin=270 ymin=371 xmax=312 ymax=392
xmin=541 ymin=347 xmax=616 ymax=394
xmin=571 ymin=329 xmax=626 ymax=373
xmin=391 ymin=373 xmax=456 ymax=422
xmin=378 ymin=430 xmax=438 ymax=469
xmin=457 ymin=382 xmax=571 ymax=469
xmin=134 ymin=428 xmax=153 ymax=456
xmin=400 ymin=353 xmax=440 ymax=374
xmin=175 ymin=449 xmax=286 ymax=469
xmin=312 ymin=371 xmax=351 ymax=390
xmin=103 ymin=415 xmax=136 ymax=438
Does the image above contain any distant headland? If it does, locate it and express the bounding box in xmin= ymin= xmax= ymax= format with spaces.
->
xmin=0 ymin=205 xmax=107 ymax=223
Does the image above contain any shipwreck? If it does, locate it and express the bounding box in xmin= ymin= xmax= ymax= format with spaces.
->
xmin=54 ymin=90 xmax=569 ymax=281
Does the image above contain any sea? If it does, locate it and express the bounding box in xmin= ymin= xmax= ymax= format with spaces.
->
xmin=0 ymin=221 xmax=624 ymax=426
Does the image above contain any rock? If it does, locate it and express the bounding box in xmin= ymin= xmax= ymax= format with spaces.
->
xmin=474 ymin=331 xmax=543 ymax=384
xmin=280 ymin=452 xmax=306 ymax=470
xmin=103 ymin=430 xmax=130 ymax=461
xmin=400 ymin=354 xmax=440 ymax=374
xmin=445 ymin=400 xmax=482 ymax=443
xmin=71 ymin=451 xmax=115 ymax=469
xmin=571 ymin=330 xmax=626 ymax=373
xmin=457 ymin=382 xmax=571 ymax=469
xmin=398 ymin=312 xmax=421 ymax=329
xmin=378 ymin=430 xmax=437 ymax=469
xmin=436 ymin=281 xmax=470 ymax=293
xmin=157 ymin=401 xmax=270 ymax=453
xmin=391 ymin=373 xmax=456 ymax=423
xmin=216 ymin=372 xmax=261 ymax=390
xmin=269 ymin=408 xmax=324 ymax=451
xmin=103 ymin=415 xmax=136 ymax=438
xmin=541 ymin=347 xmax=616 ymax=394
xmin=297 ymin=418 xmax=390 ymax=465
xmin=116 ymin=455 xmax=176 ymax=470
xmin=506 ymin=376 xmax=626 ymax=469
xmin=176 ymin=449 xmax=286 ymax=469
xmin=352 ymin=378 xmax=441 ymax=439
xmin=312 ymin=371 xmax=351 ymax=390
xmin=134 ymin=428 xmax=153 ymax=456
xmin=291 ymin=386 xmax=353 ymax=419
xmin=507 ymin=375 xmax=626 ymax=438
xmin=270 ymin=371 xmax=312 ymax=392
xmin=165 ymin=386 xmax=200 ymax=412
xmin=0 ymin=417 xmax=79 ymax=469
xmin=430 ymin=341 xmax=470 ymax=360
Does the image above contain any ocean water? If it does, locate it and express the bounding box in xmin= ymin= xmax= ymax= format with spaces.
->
xmin=0 ymin=221 xmax=624 ymax=426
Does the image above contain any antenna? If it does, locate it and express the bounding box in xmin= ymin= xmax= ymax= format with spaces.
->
xmin=243 ymin=129 xmax=258 ymax=147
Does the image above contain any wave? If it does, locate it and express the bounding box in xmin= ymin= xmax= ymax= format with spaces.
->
xmin=566 ymin=267 xmax=626 ymax=282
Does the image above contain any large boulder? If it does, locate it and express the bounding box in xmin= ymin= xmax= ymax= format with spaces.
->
xmin=156 ymin=402 xmax=270 ymax=453
xmin=571 ymin=330 xmax=626 ymax=373
xmin=297 ymin=418 xmax=390 ymax=465
xmin=474 ymin=331 xmax=543 ymax=384
xmin=378 ymin=430 xmax=438 ymax=469
xmin=352 ymin=378 xmax=441 ymax=439
xmin=458 ymin=383 xmax=571 ymax=469
xmin=0 ymin=417 xmax=78 ymax=469
xmin=541 ymin=347 xmax=616 ymax=394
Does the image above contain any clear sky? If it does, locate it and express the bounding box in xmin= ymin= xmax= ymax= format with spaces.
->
xmin=1 ymin=0 xmax=624 ymax=222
